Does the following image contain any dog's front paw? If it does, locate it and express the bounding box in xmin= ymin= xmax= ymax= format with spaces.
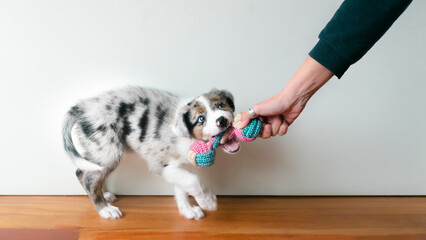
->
xmin=179 ymin=206 xmax=205 ymax=220
xmin=196 ymin=190 xmax=217 ymax=211
xmin=98 ymin=204 xmax=122 ymax=219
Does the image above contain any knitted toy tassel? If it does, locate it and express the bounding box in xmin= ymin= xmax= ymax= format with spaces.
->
xmin=188 ymin=113 xmax=263 ymax=168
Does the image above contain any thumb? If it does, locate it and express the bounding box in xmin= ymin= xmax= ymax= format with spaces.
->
xmin=239 ymin=110 xmax=252 ymax=128
xmin=239 ymin=97 xmax=278 ymax=128
xmin=239 ymin=105 xmax=260 ymax=128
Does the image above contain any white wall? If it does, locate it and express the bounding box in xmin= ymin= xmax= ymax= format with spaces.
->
xmin=0 ymin=0 xmax=425 ymax=195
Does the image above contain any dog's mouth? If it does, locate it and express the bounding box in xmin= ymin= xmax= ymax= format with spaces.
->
xmin=222 ymin=137 xmax=240 ymax=154
xmin=213 ymin=121 xmax=240 ymax=153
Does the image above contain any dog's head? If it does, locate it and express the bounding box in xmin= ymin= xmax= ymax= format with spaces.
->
xmin=174 ymin=89 xmax=235 ymax=141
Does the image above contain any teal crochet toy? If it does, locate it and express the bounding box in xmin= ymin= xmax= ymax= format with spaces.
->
xmin=188 ymin=113 xmax=263 ymax=168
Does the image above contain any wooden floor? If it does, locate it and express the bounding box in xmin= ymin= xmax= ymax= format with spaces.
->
xmin=0 ymin=196 xmax=425 ymax=240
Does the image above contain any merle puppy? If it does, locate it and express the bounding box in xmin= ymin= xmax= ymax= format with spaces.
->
xmin=62 ymin=87 xmax=235 ymax=220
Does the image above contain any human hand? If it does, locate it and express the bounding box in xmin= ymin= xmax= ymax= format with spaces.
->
xmin=237 ymin=56 xmax=333 ymax=139
xmin=238 ymin=91 xmax=307 ymax=138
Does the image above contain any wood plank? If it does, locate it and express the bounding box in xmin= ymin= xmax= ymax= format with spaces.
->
xmin=0 ymin=228 xmax=79 ymax=240
xmin=0 ymin=196 xmax=425 ymax=239
xmin=79 ymin=231 xmax=426 ymax=240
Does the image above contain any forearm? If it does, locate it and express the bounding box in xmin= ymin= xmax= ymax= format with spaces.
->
xmin=239 ymin=57 xmax=333 ymax=132
xmin=310 ymin=0 xmax=412 ymax=78
xmin=278 ymin=56 xmax=333 ymax=107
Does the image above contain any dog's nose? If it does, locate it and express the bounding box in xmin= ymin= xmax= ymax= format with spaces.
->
xmin=216 ymin=116 xmax=228 ymax=128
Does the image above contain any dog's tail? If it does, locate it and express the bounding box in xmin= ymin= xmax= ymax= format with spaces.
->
xmin=62 ymin=107 xmax=104 ymax=172
xmin=62 ymin=109 xmax=83 ymax=159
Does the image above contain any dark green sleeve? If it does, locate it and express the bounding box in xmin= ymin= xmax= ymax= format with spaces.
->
xmin=309 ymin=0 xmax=412 ymax=78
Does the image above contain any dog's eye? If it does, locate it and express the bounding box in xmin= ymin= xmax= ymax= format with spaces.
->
xmin=217 ymin=103 xmax=224 ymax=109
xmin=198 ymin=116 xmax=205 ymax=123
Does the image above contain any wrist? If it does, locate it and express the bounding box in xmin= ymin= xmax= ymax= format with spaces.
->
xmin=279 ymin=56 xmax=333 ymax=105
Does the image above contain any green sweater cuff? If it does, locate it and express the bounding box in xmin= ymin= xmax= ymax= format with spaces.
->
xmin=309 ymin=39 xmax=350 ymax=79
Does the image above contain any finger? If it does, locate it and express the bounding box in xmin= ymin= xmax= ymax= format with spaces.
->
xmin=239 ymin=110 xmax=253 ymax=129
xmin=278 ymin=122 xmax=288 ymax=136
xmin=240 ymin=104 xmax=261 ymax=128
xmin=261 ymin=124 xmax=272 ymax=139
xmin=270 ymin=116 xmax=282 ymax=137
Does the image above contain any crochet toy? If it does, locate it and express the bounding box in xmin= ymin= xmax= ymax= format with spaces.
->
xmin=188 ymin=113 xmax=264 ymax=168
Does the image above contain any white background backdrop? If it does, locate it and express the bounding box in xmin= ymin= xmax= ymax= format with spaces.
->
xmin=0 ymin=0 xmax=425 ymax=195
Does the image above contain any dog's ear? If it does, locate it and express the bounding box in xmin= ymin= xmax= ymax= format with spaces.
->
xmin=210 ymin=89 xmax=235 ymax=112
xmin=173 ymin=103 xmax=192 ymax=138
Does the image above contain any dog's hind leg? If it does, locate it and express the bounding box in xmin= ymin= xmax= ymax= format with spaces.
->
xmin=76 ymin=168 xmax=122 ymax=219
xmin=69 ymin=119 xmax=124 ymax=219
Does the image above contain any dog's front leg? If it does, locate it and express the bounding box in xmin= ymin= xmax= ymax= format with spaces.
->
xmin=174 ymin=185 xmax=204 ymax=220
xmin=162 ymin=166 xmax=217 ymax=220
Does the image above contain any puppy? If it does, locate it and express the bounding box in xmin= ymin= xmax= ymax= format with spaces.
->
xmin=62 ymin=86 xmax=235 ymax=219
